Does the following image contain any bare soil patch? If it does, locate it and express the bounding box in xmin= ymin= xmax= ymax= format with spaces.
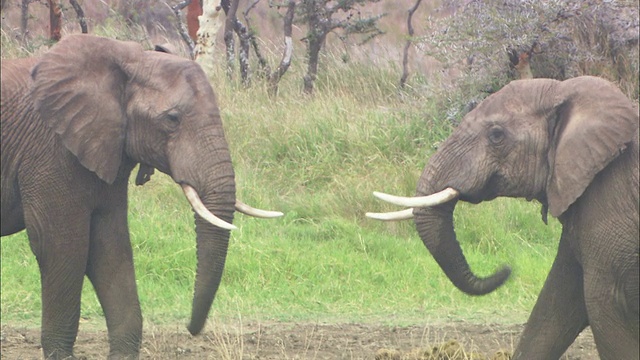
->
xmin=1 ymin=321 xmax=598 ymax=359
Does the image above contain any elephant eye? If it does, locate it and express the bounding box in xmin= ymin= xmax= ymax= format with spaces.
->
xmin=166 ymin=113 xmax=180 ymax=125
xmin=488 ymin=126 xmax=505 ymax=145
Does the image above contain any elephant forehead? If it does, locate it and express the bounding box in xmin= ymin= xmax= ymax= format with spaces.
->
xmin=464 ymin=99 xmax=525 ymax=128
xmin=487 ymin=88 xmax=529 ymax=113
xmin=138 ymin=54 xmax=212 ymax=91
xmin=473 ymin=79 xmax=560 ymax=119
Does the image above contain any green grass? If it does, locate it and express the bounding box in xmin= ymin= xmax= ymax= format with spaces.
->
xmin=1 ymin=179 xmax=559 ymax=327
xmin=1 ymin=35 xmax=562 ymax=331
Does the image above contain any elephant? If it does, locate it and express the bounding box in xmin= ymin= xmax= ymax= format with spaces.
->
xmin=1 ymin=34 xmax=282 ymax=359
xmin=367 ymin=76 xmax=639 ymax=359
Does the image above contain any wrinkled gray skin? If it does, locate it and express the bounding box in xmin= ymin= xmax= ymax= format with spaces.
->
xmin=411 ymin=77 xmax=638 ymax=359
xmin=1 ymin=35 xmax=235 ymax=359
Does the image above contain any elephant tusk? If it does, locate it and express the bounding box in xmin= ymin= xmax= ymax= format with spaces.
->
xmin=366 ymin=208 xmax=414 ymax=221
xmin=181 ymin=184 xmax=237 ymax=230
xmin=372 ymin=187 xmax=459 ymax=208
xmin=235 ymin=200 xmax=284 ymax=218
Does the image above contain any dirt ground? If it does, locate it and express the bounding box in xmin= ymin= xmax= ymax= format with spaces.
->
xmin=1 ymin=321 xmax=598 ymax=359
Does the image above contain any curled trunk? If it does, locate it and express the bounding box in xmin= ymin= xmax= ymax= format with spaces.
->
xmin=413 ymin=198 xmax=510 ymax=296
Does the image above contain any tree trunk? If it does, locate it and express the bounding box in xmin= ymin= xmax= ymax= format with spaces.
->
xmin=187 ymin=0 xmax=202 ymax=41
xmin=304 ymin=32 xmax=326 ymax=94
xmin=222 ymin=0 xmax=237 ymax=79
xmin=20 ymin=0 xmax=30 ymax=41
xmin=48 ymin=0 xmax=62 ymax=42
xmin=234 ymin=18 xmax=250 ymax=85
xmin=400 ymin=0 xmax=422 ymax=88
xmin=195 ymin=0 xmax=225 ymax=77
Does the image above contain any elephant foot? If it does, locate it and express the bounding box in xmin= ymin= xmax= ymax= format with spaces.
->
xmin=43 ymin=349 xmax=77 ymax=360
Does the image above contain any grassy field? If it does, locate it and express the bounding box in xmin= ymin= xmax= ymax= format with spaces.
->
xmin=0 ymin=43 xmax=563 ymax=332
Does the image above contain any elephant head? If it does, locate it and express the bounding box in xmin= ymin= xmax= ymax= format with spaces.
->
xmin=29 ymin=34 xmax=281 ymax=335
xmin=367 ymin=76 xmax=638 ymax=295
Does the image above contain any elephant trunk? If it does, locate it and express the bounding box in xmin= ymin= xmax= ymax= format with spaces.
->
xmin=186 ymin=182 xmax=235 ymax=335
xmin=413 ymin=185 xmax=510 ymax=296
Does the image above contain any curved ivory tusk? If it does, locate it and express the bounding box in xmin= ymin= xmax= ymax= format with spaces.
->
xmin=181 ymin=184 xmax=237 ymax=230
xmin=235 ymin=200 xmax=284 ymax=218
xmin=372 ymin=187 xmax=459 ymax=208
xmin=365 ymin=208 xmax=414 ymax=221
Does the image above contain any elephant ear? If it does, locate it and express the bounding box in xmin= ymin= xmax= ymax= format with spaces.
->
xmin=31 ymin=34 xmax=143 ymax=184
xmin=154 ymin=43 xmax=178 ymax=55
xmin=546 ymin=76 xmax=639 ymax=218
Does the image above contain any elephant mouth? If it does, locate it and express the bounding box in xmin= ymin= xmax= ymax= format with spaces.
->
xmin=461 ymin=173 xmax=504 ymax=203
xmin=458 ymin=192 xmax=485 ymax=204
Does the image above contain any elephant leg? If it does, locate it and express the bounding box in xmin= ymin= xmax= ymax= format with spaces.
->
xmin=26 ymin=208 xmax=90 ymax=359
xmin=86 ymin=208 xmax=142 ymax=359
xmin=512 ymin=235 xmax=588 ymax=360
xmin=583 ymin=262 xmax=640 ymax=359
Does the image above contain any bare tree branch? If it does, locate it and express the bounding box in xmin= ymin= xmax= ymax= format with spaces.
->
xmin=221 ymin=0 xmax=252 ymax=84
xmin=244 ymin=0 xmax=270 ymax=77
xmin=268 ymin=0 xmax=295 ymax=96
xmin=245 ymin=0 xmax=259 ymax=14
xmin=170 ymin=0 xmax=196 ymax=59
xmin=400 ymin=0 xmax=422 ymax=88
xmin=69 ymin=0 xmax=88 ymax=33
